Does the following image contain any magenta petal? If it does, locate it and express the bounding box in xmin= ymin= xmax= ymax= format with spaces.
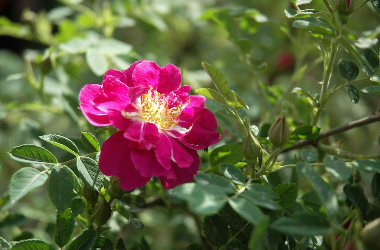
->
xmin=154 ymin=134 xmax=172 ymax=170
xmin=124 ymin=122 xmax=160 ymax=150
xmin=132 ymin=61 xmax=161 ymax=89
xmin=168 ymin=136 xmax=194 ymax=167
xmin=180 ymin=107 xmax=221 ymax=150
xmin=98 ymin=132 xmax=150 ymax=190
xmin=121 ymin=60 xmax=146 ymax=87
xmin=187 ymin=95 xmax=206 ymax=109
xmin=103 ymin=69 xmax=122 ymax=80
xmin=79 ymin=84 xmax=111 ymax=126
xmin=157 ymin=64 xmax=182 ymax=94
xmin=131 ymin=149 xmax=176 ymax=179
xmin=107 ymin=109 xmax=133 ymax=131
xmin=159 ymin=147 xmax=200 ymax=189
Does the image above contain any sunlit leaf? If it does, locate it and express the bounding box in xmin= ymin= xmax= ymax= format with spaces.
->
xmin=8 ymin=144 xmax=57 ymax=164
xmin=40 ymin=134 xmax=79 ymax=156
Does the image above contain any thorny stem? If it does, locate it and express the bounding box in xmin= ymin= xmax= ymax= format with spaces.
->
xmin=282 ymin=113 xmax=380 ymax=154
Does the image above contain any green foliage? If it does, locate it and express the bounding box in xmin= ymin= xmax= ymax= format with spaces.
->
xmin=203 ymin=214 xmax=229 ymax=246
xmin=40 ymin=134 xmax=79 ymax=156
xmin=338 ymin=60 xmax=359 ymax=81
xmin=8 ymin=145 xmax=57 ymax=164
xmin=49 ymin=165 xmax=75 ymax=213
xmin=67 ymin=229 xmax=97 ymax=250
xmin=80 ymin=132 xmax=100 ymax=152
xmin=345 ymin=84 xmax=360 ymax=104
xmin=76 ymin=157 xmax=103 ymax=191
xmin=272 ymin=183 xmax=298 ymax=209
xmin=12 ymin=239 xmax=55 ymax=250
xmin=55 ymin=208 xmax=75 ymax=247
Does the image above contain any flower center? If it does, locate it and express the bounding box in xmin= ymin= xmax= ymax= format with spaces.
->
xmin=138 ymin=86 xmax=184 ymax=130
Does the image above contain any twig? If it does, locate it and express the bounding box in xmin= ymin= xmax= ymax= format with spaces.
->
xmin=281 ymin=113 xmax=380 ymax=153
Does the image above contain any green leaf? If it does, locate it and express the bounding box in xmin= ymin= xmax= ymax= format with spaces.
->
xmin=240 ymin=189 xmax=282 ymax=211
xmin=219 ymin=163 xmax=245 ymax=185
xmin=116 ymin=239 xmax=127 ymax=250
xmin=8 ymin=144 xmax=57 ymax=164
xmin=170 ymin=183 xmax=227 ymax=215
xmin=187 ymin=244 xmax=206 ymax=250
xmin=194 ymin=173 xmax=237 ymax=195
xmin=248 ymin=216 xmax=270 ymax=250
xmin=284 ymin=9 xmax=320 ymax=18
xmin=360 ymin=48 xmax=379 ymax=75
xmin=40 ymin=134 xmax=79 ymax=156
xmin=219 ymin=204 xmax=247 ymax=230
xmin=209 ymin=142 xmax=244 ymax=166
xmin=361 ymin=85 xmax=380 ymax=95
xmin=203 ymin=214 xmax=229 ymax=246
xmin=371 ymin=173 xmax=380 ymax=198
xmin=338 ymin=60 xmax=359 ymax=81
xmin=215 ymin=12 xmax=238 ymax=40
xmin=371 ymin=0 xmax=380 ymax=14
xmin=201 ymin=61 xmax=230 ymax=96
xmin=353 ymin=159 xmax=380 ymax=172
xmin=67 ymin=229 xmax=97 ymax=250
xmin=247 ymin=184 xmax=279 ymax=200
xmin=272 ymin=183 xmax=298 ymax=209
xmin=195 ymin=88 xmax=228 ymax=106
xmin=234 ymin=39 xmax=251 ymax=54
xmin=86 ymin=48 xmax=108 ymax=76
xmin=345 ymin=84 xmax=360 ymax=104
xmin=302 ymin=190 xmax=322 ymax=211
xmin=291 ymin=125 xmax=320 ymax=140
xmin=228 ymin=196 xmax=264 ymax=225
xmin=297 ymin=163 xmax=338 ymax=219
xmin=292 ymin=17 xmax=335 ymax=37
xmin=0 ymin=213 xmax=26 ymax=229
xmin=76 ymin=157 xmax=103 ymax=191
xmin=97 ymin=38 xmax=132 ymax=55
xmin=344 ymin=184 xmax=369 ymax=217
xmin=70 ymin=198 xmax=85 ymax=217
xmin=12 ymin=239 xmax=55 ymax=250
xmin=94 ymin=236 xmax=113 ymax=249
xmin=0 ymin=237 xmax=11 ymax=249
xmin=9 ymin=167 xmax=48 ymax=205
xmin=271 ymin=211 xmax=331 ymax=237
xmin=301 ymin=149 xmax=318 ymax=163
xmin=55 ymin=208 xmax=75 ymax=247
xmin=323 ymin=156 xmax=352 ymax=181
xmin=226 ymin=90 xmax=248 ymax=109
xmin=49 ymin=166 xmax=74 ymax=213
xmin=80 ymin=132 xmax=100 ymax=152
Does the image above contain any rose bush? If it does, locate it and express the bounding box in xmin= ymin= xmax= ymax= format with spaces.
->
xmin=79 ymin=60 xmax=220 ymax=190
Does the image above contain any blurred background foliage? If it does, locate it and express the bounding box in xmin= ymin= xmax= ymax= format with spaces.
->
xmin=0 ymin=0 xmax=379 ymax=249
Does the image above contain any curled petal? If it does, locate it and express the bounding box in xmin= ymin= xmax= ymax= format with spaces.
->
xmin=157 ymin=64 xmax=182 ymax=95
xmin=132 ymin=61 xmax=161 ymax=89
xmin=180 ymin=107 xmax=220 ymax=150
xmin=159 ymin=147 xmax=200 ymax=189
xmin=121 ymin=60 xmax=146 ymax=87
xmin=123 ymin=122 xmax=160 ymax=150
xmin=79 ymin=84 xmax=111 ymax=126
xmin=98 ymin=132 xmax=150 ymax=190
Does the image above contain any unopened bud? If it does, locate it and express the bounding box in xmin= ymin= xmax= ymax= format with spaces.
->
xmin=82 ymin=185 xmax=99 ymax=204
xmin=268 ymin=117 xmax=290 ymax=147
xmin=108 ymin=176 xmax=124 ymax=199
xmin=361 ymin=218 xmax=380 ymax=250
xmin=335 ymin=0 xmax=356 ymax=23
xmin=242 ymin=132 xmax=261 ymax=165
xmin=93 ymin=199 xmax=112 ymax=226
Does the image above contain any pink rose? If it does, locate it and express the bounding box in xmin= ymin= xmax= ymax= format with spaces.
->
xmin=79 ymin=60 xmax=220 ymax=190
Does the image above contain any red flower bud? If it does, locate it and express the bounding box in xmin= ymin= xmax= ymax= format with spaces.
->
xmin=335 ymin=0 xmax=356 ymax=23
xmin=268 ymin=117 xmax=290 ymax=147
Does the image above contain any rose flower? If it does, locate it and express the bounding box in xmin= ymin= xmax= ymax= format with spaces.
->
xmin=79 ymin=60 xmax=220 ymax=190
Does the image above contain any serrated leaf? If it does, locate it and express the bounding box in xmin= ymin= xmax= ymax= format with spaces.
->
xmin=49 ymin=166 xmax=74 ymax=213
xmin=80 ymin=132 xmax=100 ymax=152
xmin=291 ymin=125 xmax=320 ymax=140
xmin=353 ymin=159 xmax=380 ymax=172
xmin=338 ymin=60 xmax=359 ymax=81
xmin=209 ymin=142 xmax=244 ymax=166
xmin=271 ymin=211 xmax=331 ymax=237
xmin=301 ymin=149 xmax=318 ymax=163
xmin=201 ymin=61 xmax=230 ymax=96
xmin=228 ymin=196 xmax=264 ymax=225
xmin=292 ymin=17 xmax=335 ymax=37
xmin=272 ymin=183 xmax=298 ymax=209
xmin=55 ymin=208 xmax=75 ymax=247
xmin=67 ymin=229 xmax=97 ymax=250
xmin=203 ymin=214 xmax=229 ymax=246
xmin=226 ymin=90 xmax=248 ymax=109
xmin=247 ymin=184 xmax=279 ymax=199
xmin=297 ymin=163 xmax=338 ymax=219
xmin=8 ymin=144 xmax=57 ymax=164
xmin=0 ymin=213 xmax=26 ymax=229
xmin=70 ymin=198 xmax=85 ymax=217
xmin=344 ymin=184 xmax=369 ymax=217
xmin=324 ymin=156 xmax=352 ymax=181
xmin=76 ymin=157 xmax=103 ymax=191
xmin=219 ymin=204 xmax=247 ymax=230
xmin=240 ymin=189 xmax=282 ymax=211
xmin=345 ymin=84 xmax=360 ymax=104
xmin=360 ymin=48 xmax=379 ymax=75
xmin=86 ymin=48 xmax=108 ymax=76
xmin=12 ymin=239 xmax=55 ymax=250
xmin=194 ymin=173 xmax=237 ymax=195
xmin=195 ymin=88 xmax=228 ymax=105
xmin=9 ymin=167 xmax=48 ymax=205
xmin=40 ymin=134 xmax=79 ymax=156
xmin=219 ymin=163 xmax=245 ymax=185
xmin=371 ymin=173 xmax=380 ymax=198
xmin=94 ymin=236 xmax=113 ymax=249
xmin=361 ymin=85 xmax=380 ymax=95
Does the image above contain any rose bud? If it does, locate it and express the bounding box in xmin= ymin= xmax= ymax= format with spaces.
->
xmin=268 ymin=117 xmax=290 ymax=147
xmin=82 ymin=185 xmax=99 ymax=205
